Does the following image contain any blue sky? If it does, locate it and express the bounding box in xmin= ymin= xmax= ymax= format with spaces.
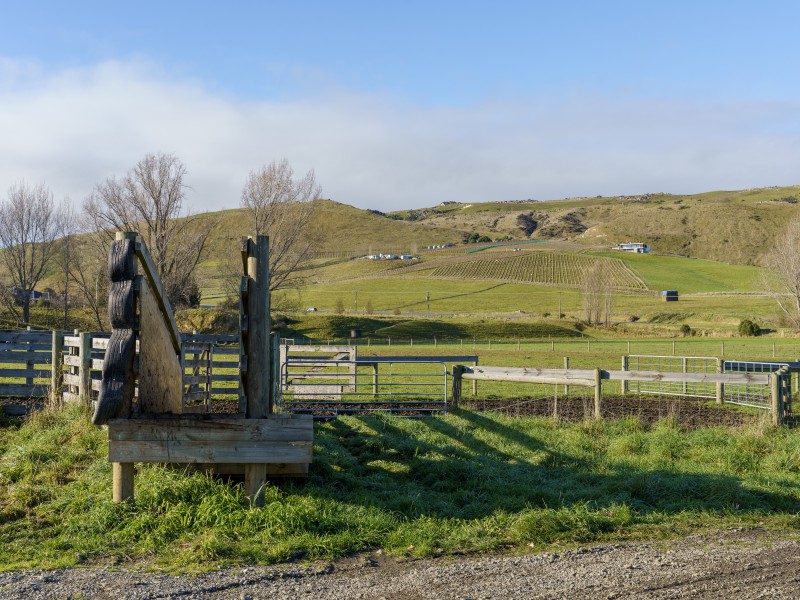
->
xmin=2 ymin=1 xmax=799 ymax=212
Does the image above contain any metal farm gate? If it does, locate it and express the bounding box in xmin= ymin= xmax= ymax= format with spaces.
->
xmin=624 ymin=354 xmax=794 ymax=413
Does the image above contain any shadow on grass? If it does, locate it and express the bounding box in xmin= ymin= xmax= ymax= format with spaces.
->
xmin=307 ymin=409 xmax=800 ymax=522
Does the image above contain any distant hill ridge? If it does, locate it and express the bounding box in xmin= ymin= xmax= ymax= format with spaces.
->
xmin=174 ymin=185 xmax=800 ymax=278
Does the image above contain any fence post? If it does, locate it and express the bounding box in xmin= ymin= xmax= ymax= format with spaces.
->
xmin=563 ymin=356 xmax=570 ymax=397
xmin=78 ymin=332 xmax=92 ymax=406
xmin=50 ymin=330 xmax=64 ymax=407
xmin=472 ymin=358 xmax=478 ymax=396
xmin=451 ymin=365 xmax=463 ymax=408
xmin=25 ymin=326 xmax=34 ymax=388
xmin=771 ymin=371 xmax=782 ymax=426
xmin=681 ymin=356 xmax=688 ymax=395
xmin=621 ymin=355 xmax=629 ymax=395
xmin=716 ymin=358 xmax=724 ymax=404
xmin=372 ymin=363 xmax=379 ymax=396
xmin=349 ymin=346 xmax=358 ymax=391
xmin=594 ymin=368 xmax=602 ymax=419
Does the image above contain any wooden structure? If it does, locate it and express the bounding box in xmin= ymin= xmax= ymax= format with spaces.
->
xmin=93 ymin=233 xmax=312 ymax=504
xmin=451 ymin=364 xmax=790 ymax=425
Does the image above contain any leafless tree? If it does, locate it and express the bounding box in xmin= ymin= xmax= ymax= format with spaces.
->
xmin=0 ymin=181 xmax=65 ymax=324
xmin=761 ymin=217 xmax=800 ymax=329
xmin=583 ymin=262 xmax=614 ymax=326
xmin=83 ymin=153 xmax=217 ymax=307
xmin=240 ymin=158 xmax=321 ymax=291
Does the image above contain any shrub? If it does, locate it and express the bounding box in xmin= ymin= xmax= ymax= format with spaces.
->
xmin=738 ymin=319 xmax=760 ymax=337
xmin=334 ymin=298 xmax=345 ymax=314
xmin=680 ymin=323 xmax=692 ymax=337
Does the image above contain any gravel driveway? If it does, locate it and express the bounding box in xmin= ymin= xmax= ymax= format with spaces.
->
xmin=1 ymin=528 xmax=798 ymax=599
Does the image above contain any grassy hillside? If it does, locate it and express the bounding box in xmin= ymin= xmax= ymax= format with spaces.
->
xmin=386 ymin=186 xmax=800 ymax=266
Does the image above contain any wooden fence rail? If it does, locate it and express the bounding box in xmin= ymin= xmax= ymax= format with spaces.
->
xmin=451 ymin=365 xmax=787 ymax=425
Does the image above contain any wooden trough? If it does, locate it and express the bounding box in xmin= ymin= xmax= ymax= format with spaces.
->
xmin=94 ymin=232 xmax=312 ymax=505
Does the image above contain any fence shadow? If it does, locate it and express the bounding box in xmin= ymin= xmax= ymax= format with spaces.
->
xmin=305 ymin=411 xmax=800 ymax=521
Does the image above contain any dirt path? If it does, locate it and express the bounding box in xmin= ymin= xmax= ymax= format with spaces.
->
xmin=1 ymin=529 xmax=799 ymax=599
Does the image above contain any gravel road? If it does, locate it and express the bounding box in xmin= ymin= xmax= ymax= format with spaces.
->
xmin=1 ymin=528 xmax=798 ymax=599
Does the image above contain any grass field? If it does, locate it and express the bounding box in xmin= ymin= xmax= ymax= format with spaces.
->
xmin=1 ymin=404 xmax=798 ymax=570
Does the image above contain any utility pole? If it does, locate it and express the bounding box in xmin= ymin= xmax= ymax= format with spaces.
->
xmin=426 ymin=291 xmax=430 ymax=318
xmin=559 ymin=292 xmax=563 ymax=318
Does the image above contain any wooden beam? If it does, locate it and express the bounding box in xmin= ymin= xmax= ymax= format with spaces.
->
xmin=107 ymin=416 xmax=312 ymax=463
xmin=138 ymin=277 xmax=183 ymax=414
xmin=132 ymin=239 xmax=181 ymax=355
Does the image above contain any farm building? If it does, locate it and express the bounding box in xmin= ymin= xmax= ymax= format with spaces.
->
xmin=613 ymin=242 xmax=650 ymax=253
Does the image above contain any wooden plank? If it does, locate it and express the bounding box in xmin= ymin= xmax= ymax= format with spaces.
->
xmin=182 ymin=333 xmax=238 ymax=343
xmin=0 ymin=331 xmax=51 ymax=343
xmin=286 ymin=345 xmax=352 ymax=353
xmin=0 ymin=383 xmax=47 ymax=397
xmin=0 ymin=343 xmax=51 ymax=352
xmin=0 ymin=351 xmax=52 ymax=362
xmin=64 ymin=355 xmax=82 ymax=367
xmin=460 ymin=366 xmax=596 ymax=387
xmin=63 ymin=336 xmax=81 ymax=346
xmin=138 ymin=278 xmax=184 ymax=414
xmin=108 ymin=439 xmax=312 ymax=464
xmin=355 ymin=355 xmax=479 ymax=364
xmin=605 ymin=370 xmax=770 ymax=385
xmin=63 ymin=373 xmax=82 ymax=387
xmin=0 ymin=368 xmax=51 ymax=378
xmin=108 ymin=415 xmax=312 ymax=441
xmin=92 ymin=337 xmax=110 ymax=350
xmin=134 ymin=240 xmax=181 ymax=354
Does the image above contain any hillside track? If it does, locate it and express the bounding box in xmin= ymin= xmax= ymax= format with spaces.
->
xmin=1 ymin=529 xmax=798 ymax=599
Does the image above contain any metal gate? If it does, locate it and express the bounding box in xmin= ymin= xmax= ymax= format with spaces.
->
xmin=279 ymin=356 xmax=449 ymax=416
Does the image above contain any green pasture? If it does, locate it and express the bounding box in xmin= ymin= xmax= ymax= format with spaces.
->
xmin=1 ymin=404 xmax=799 ymax=571
xmin=292 ymin=278 xmax=776 ymax=327
xmin=589 ymin=251 xmax=763 ymax=293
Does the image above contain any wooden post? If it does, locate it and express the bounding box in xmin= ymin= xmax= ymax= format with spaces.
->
xmin=563 ymin=356 xmax=570 ymax=397
xmin=372 ymin=363 xmax=379 ymax=396
xmin=716 ymin=358 xmax=724 ymax=404
xmin=243 ymin=236 xmax=270 ymax=507
xmin=244 ymin=236 xmax=270 ymax=418
xmin=78 ymin=332 xmax=92 ymax=406
xmin=681 ymin=356 xmax=688 ymax=395
xmin=25 ymin=326 xmax=33 ymax=387
xmin=472 ymin=358 xmax=478 ymax=396
xmin=627 ymin=340 xmax=630 ymax=353
xmin=594 ymin=368 xmax=602 ymax=419
xmin=451 ymin=365 xmax=463 ymax=408
xmin=349 ymin=346 xmax=357 ymax=391
xmin=50 ymin=330 xmax=64 ymax=407
xmin=113 ymin=462 xmax=134 ymax=503
xmin=621 ymin=355 xmax=629 ymax=394
xmin=672 ymin=340 xmax=676 ymax=356
xmin=721 ymin=341 xmax=725 ymax=356
xmin=771 ymin=372 xmax=781 ymax=426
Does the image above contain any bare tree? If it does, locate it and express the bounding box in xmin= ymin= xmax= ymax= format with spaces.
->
xmin=762 ymin=217 xmax=800 ymax=329
xmin=583 ymin=262 xmax=614 ymax=326
xmin=0 ymin=182 xmax=65 ymax=324
xmin=240 ymin=158 xmax=320 ymax=291
xmin=83 ymin=153 xmax=216 ymax=307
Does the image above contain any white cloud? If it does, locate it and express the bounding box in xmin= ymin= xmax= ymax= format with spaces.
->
xmin=0 ymin=58 xmax=799 ymax=213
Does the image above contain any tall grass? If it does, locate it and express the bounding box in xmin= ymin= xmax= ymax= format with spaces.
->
xmin=1 ymin=405 xmax=799 ymax=570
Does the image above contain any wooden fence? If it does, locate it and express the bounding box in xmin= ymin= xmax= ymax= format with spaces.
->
xmin=451 ymin=365 xmax=790 ymax=425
